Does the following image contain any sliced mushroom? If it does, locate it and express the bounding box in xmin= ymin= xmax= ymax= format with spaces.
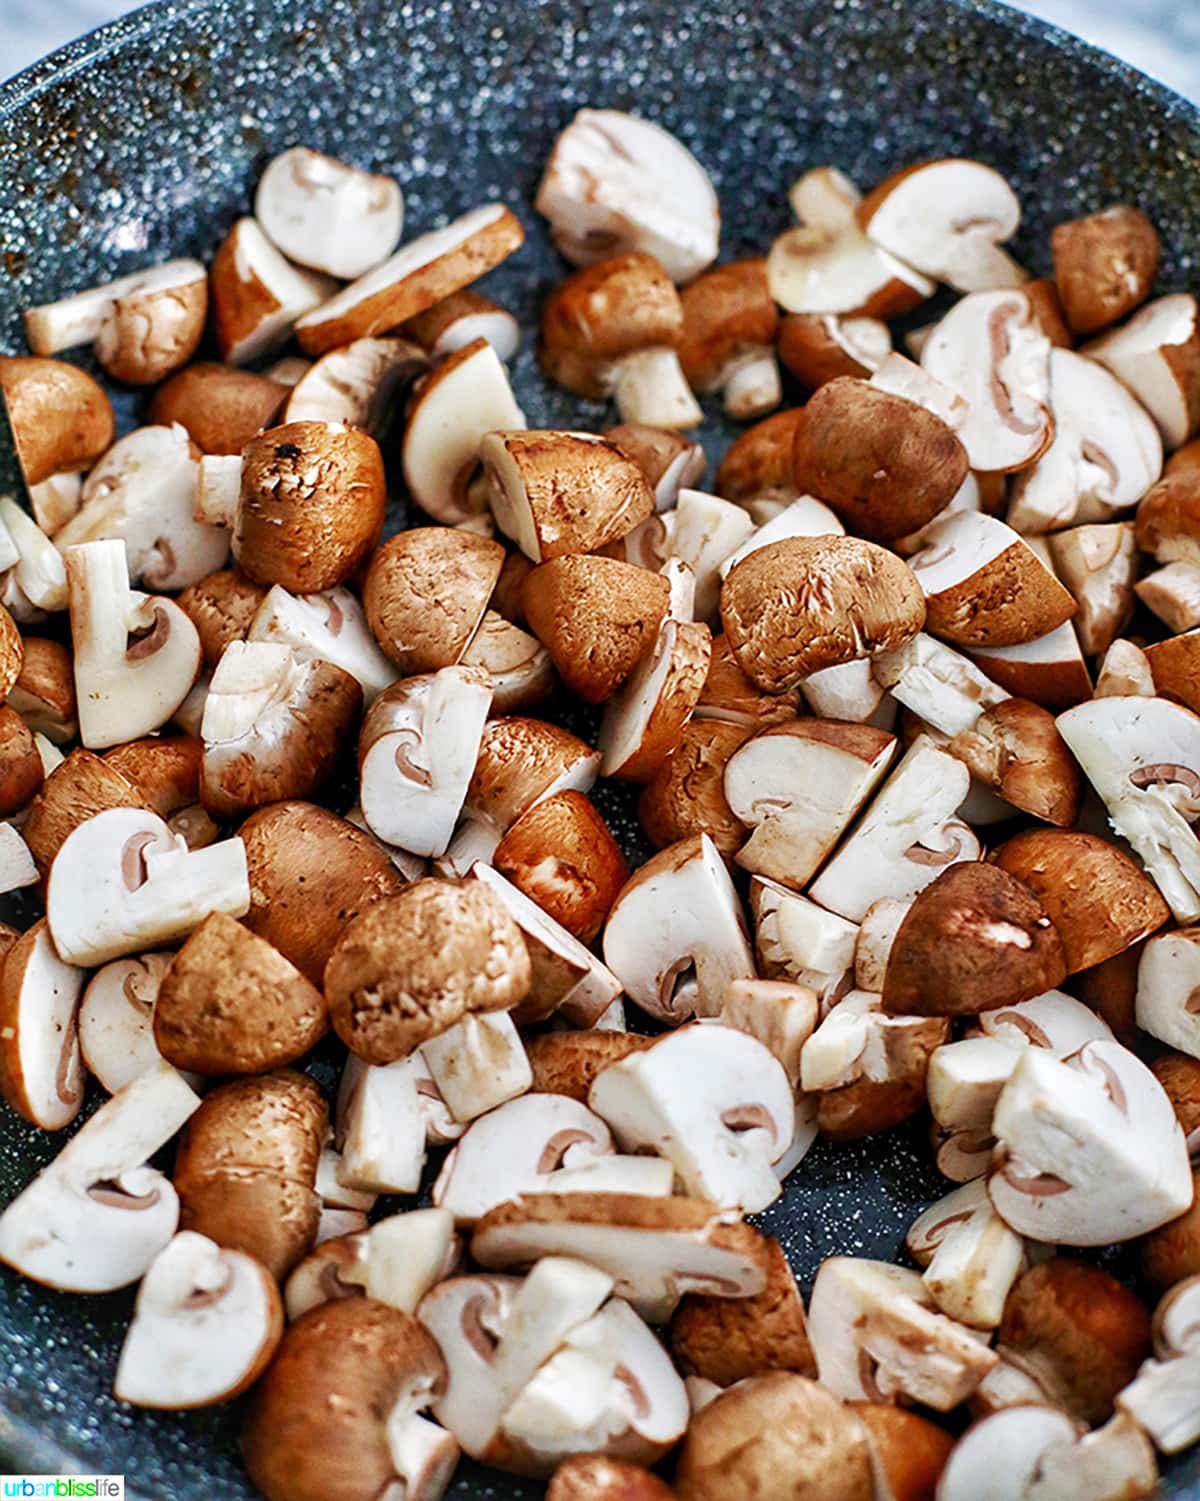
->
xmin=336 ymin=1054 xmax=431 ymax=1195
xmin=667 ymin=489 xmax=755 ymax=621
xmin=245 ymin=583 xmax=395 ymax=704
xmin=78 ymin=951 xmax=177 ymax=1094
xmin=678 ymin=260 xmax=781 ymax=420
xmin=719 ymin=979 xmax=818 ymax=1091
xmin=209 ymin=218 xmax=335 ymax=364
xmin=27 ymin=471 xmax=84 ymax=534
xmin=255 ymin=147 xmax=403 ymax=278
xmin=1098 ymin=638 xmax=1157 ymax=698
xmin=0 ymin=355 xmax=114 ymax=487
xmin=1118 ymin=1274 xmax=1200 ymax=1453
xmin=403 ymin=288 xmax=520 ymax=363
xmin=935 ymin=1407 xmax=1082 ymax=1501
xmin=1087 ymin=292 xmax=1200 ymax=449
xmin=283 ymin=334 xmax=425 ymax=435
xmin=968 ymin=621 xmax=1094 ymax=711
xmin=906 ymin=1179 xmax=1025 ymax=1330
xmin=0 ymin=494 xmax=68 ymax=617
xmin=149 ymin=362 xmax=287 ymax=456
xmin=420 ymin=1010 xmax=531 ymax=1123
xmin=24 ymin=257 xmax=203 ymax=355
xmin=597 ymin=614 xmax=710 ymax=781
xmin=606 ymin=423 xmax=706 ymax=512
xmin=0 ymin=917 xmax=84 ymax=1130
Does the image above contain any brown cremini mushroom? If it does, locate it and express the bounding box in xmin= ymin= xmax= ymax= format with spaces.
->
xmin=176 ymin=569 xmax=266 ymax=671
xmin=493 ymin=790 xmax=627 ymax=944
xmin=777 ymin=312 xmax=891 ymax=391
xmin=639 ymin=718 xmax=752 ymax=856
xmin=525 ymin=1032 xmax=654 ymax=1103
xmin=466 ymin=715 xmax=600 ymax=834
xmin=548 ymin=1457 xmax=675 ymax=1501
xmin=148 ymin=363 xmax=287 ymax=455
xmin=0 ymin=706 xmax=43 ymax=817
xmin=94 ymin=261 xmax=209 ymax=384
xmin=0 ymin=356 xmax=114 ymax=486
xmin=1051 ymin=205 xmax=1160 ymax=334
xmin=947 ymin=697 xmax=1082 ymax=826
xmin=209 ymin=218 xmax=335 ymax=364
xmin=853 ymin=1405 xmax=955 ymax=1501
xmin=677 ymin=260 xmax=781 ymax=421
xmin=22 ymin=747 xmax=149 ymax=875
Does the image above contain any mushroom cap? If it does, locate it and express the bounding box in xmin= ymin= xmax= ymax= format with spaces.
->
xmin=1087 ymin=292 xmax=1200 ymax=450
xmin=639 ymin=718 xmax=752 ymax=856
xmin=0 ymin=355 xmax=115 ymax=485
xmin=1153 ymin=1051 xmax=1200 ymax=1143
xmin=104 ymin=734 xmax=203 ymax=827
xmin=1142 ymin=1164 xmax=1200 ymax=1292
xmin=677 ymin=260 xmax=779 ymax=391
xmin=22 ymin=747 xmax=149 ymax=875
xmin=467 ymin=715 xmax=600 ymax=832
xmin=402 ymin=287 xmax=520 ymax=361
xmin=95 ymin=261 xmax=208 ymax=385
xmin=522 ymin=554 xmax=669 ymax=704
xmin=9 ymin=634 xmax=77 ymax=742
xmin=254 ymin=147 xmax=404 ymax=279
xmin=154 ymin=912 xmax=327 ymax=1075
xmin=1052 ymin=205 xmax=1160 ymax=336
xmin=174 ymin=1069 xmax=327 ymax=1280
xmin=493 ymin=790 xmax=628 ymax=944
xmin=148 ymin=363 xmax=287 ymax=455
xmin=936 ymin=1407 xmax=1082 ymax=1501
xmin=674 ymin=1372 xmax=873 ymax=1501
xmin=0 ymin=705 xmax=44 ymax=817
xmin=778 ymin=313 xmax=892 ymax=391
xmin=720 ymin=535 xmax=926 ymax=692
xmin=966 ymin=622 xmax=1093 ymax=713
xmin=539 ymin=253 xmax=685 ymax=397
xmin=234 ymin=422 xmax=387 ymax=593
xmin=324 ymin=878 xmax=532 ymax=1064
xmin=1146 ymin=628 xmax=1200 ymax=716
xmin=363 ymin=525 xmax=504 ymax=673
xmin=695 ymin=634 xmax=802 ymax=730
xmin=792 ymin=378 xmax=968 ymax=540
xmin=853 ymin=1404 xmax=955 ymax=1501
xmin=548 ymin=1456 xmax=676 ymax=1501
xmin=599 ymin=618 xmax=712 ymax=782
xmin=998 ymin=1257 xmax=1151 ymax=1424
xmin=948 ymin=698 xmax=1082 ymax=826
xmin=242 ymin=1297 xmax=448 ymax=1501
xmin=177 ymin=569 xmax=266 ymax=670
xmin=714 ymin=409 xmax=806 ymax=505
xmin=459 ymin=609 xmax=553 ymax=714
xmin=209 ymin=217 xmax=335 ymax=365
xmin=606 ymin=423 xmax=706 ymax=511
xmin=526 ymin=1032 xmax=655 ymax=1103
xmin=991 ymin=828 xmax=1170 ymax=973
xmin=1135 ymin=470 xmax=1200 ymax=565
xmin=816 ymin=1074 xmax=929 ymax=1142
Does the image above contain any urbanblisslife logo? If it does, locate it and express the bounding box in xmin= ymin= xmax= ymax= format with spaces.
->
xmin=1 ymin=1481 xmax=124 ymax=1498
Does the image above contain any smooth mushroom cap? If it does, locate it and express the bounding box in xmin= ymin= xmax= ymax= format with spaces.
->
xmin=948 ymin=698 xmax=1082 ymax=827
xmin=1051 ymin=205 xmax=1160 ymax=335
xmin=677 ymin=260 xmax=780 ymax=389
xmin=714 ymin=409 xmax=806 ymax=506
xmin=853 ymin=1404 xmax=955 ymax=1501
xmin=548 ymin=1456 xmax=676 ymax=1501
xmin=364 ymin=526 xmax=504 ymax=673
xmin=0 ymin=356 xmax=115 ymax=485
xmin=148 ymin=363 xmax=287 ymax=455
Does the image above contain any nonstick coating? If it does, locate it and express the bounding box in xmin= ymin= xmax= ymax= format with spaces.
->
xmin=2 ymin=0 xmax=1200 ymax=1494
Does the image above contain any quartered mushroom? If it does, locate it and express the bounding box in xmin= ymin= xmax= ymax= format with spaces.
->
xmin=639 ymin=718 xmax=752 ymax=856
xmin=466 ymin=715 xmax=601 ymax=835
xmin=1046 ymin=521 xmax=1137 ymax=655
xmin=1137 ymin=560 xmax=1200 ymax=633
xmin=0 ymin=355 xmax=115 ymax=487
xmin=677 ymin=260 xmax=782 ymax=420
xmin=749 ymin=878 xmax=858 ymax=996
xmin=209 ymin=218 xmax=335 ymax=365
xmin=967 ymin=620 xmax=1094 ymax=711
xmin=717 ymin=493 xmax=845 ymax=582
xmin=720 ymin=979 xmax=818 ymax=1090
xmin=525 ymin=1033 xmax=653 ymax=1104
xmin=906 ymin=1179 xmax=1025 ymax=1330
xmin=403 ymin=288 xmax=520 ymax=363
xmin=78 ymin=952 xmax=177 ymax=1094
xmin=535 ymin=108 xmax=719 ymax=283
xmin=25 ymin=257 xmax=205 ymax=360
xmin=282 ymin=334 xmax=425 ymax=434
xmin=149 ymin=362 xmax=287 ymax=456
xmin=1099 ymin=637 xmax=1158 ymax=698
xmin=335 ymin=1054 xmax=447 ymax=1196
xmin=255 ymin=147 xmax=403 ymax=278
xmin=667 ymin=489 xmax=754 ymax=621
xmin=115 ymin=1230 xmax=282 ymax=1408
xmin=420 ymin=1011 xmax=531 ymax=1123
xmin=1119 ymin=1274 xmax=1200 ymax=1453
xmin=285 ymin=1207 xmax=457 ymax=1322
xmin=799 ymin=988 xmax=948 ymax=1098
xmin=460 ymin=610 xmax=553 ymax=714
xmin=1051 ymin=204 xmax=1159 ymax=335
xmin=0 ymin=918 xmax=85 ymax=1131
xmin=948 ymin=697 xmax=1082 ymax=825
xmin=598 ymin=613 xmax=710 ymax=781
xmin=777 ymin=312 xmax=892 ymax=391
xmin=247 ymin=583 xmax=396 ymax=704
xmin=1134 ymin=926 xmax=1200 ymax=1060
xmin=1088 ymin=292 xmax=1200 ymax=449
xmin=605 ymin=422 xmax=706 ymax=512
xmin=0 ymin=494 xmax=69 ymax=620
xmin=1136 ymin=469 xmax=1200 ymax=567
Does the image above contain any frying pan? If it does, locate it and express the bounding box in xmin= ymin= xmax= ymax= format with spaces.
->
xmin=2 ymin=0 xmax=1200 ymax=1494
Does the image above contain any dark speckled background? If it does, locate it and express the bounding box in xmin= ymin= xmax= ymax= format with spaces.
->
xmin=1 ymin=0 xmax=1200 ymax=1495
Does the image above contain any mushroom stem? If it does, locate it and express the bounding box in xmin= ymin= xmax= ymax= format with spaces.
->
xmin=723 ymin=351 xmax=782 ymax=421
xmin=613 ymin=349 xmax=702 ymax=429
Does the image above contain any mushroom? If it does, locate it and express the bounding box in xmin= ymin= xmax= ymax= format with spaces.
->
xmin=193 ymin=452 xmax=245 ymax=529
xmin=1046 ymin=521 xmax=1137 ymax=655
xmin=1098 ymin=638 xmax=1157 ymax=698
xmin=908 ymin=511 xmax=1076 ymax=648
xmin=1007 ymin=348 xmax=1162 ymax=533
xmin=1118 ymin=1274 xmax=1200 ymax=1453
xmin=78 ymin=951 xmax=178 ymax=1094
xmin=799 ymin=989 xmax=948 ymax=1096
xmin=173 ymin=1069 xmax=327 ymax=1279
xmin=714 ymin=408 xmax=807 ymax=516
xmin=247 ymin=583 xmax=396 ymax=703
xmin=402 ymin=339 xmax=525 ymax=524
xmin=285 ymin=1208 xmax=457 ymax=1321
xmin=967 ymin=621 xmax=1094 ymax=711
xmin=324 ymin=878 xmax=531 ymax=1065
xmin=526 ymin=1033 xmax=654 ymax=1104
xmin=717 ymin=493 xmax=846 ymax=583
xmin=472 ymin=1192 xmax=769 ymax=1323
xmin=1087 ymin=293 xmax=1200 ymax=449
xmin=1051 ymin=205 xmax=1159 ymax=335
xmin=947 ymin=698 xmax=1082 ymax=825
xmin=606 ymin=423 xmax=706 ymax=512
xmin=24 ymin=257 xmax=202 ymax=354
xmin=403 ymin=288 xmax=520 ymax=363
xmin=0 ymin=705 xmax=44 ymax=817
xmin=0 ymin=827 xmax=37 ymax=896
xmin=663 ymin=490 xmax=754 ymax=622
xmin=777 ymin=312 xmax=892 ymax=391
xmin=55 ymin=423 xmax=229 ymax=590
xmin=149 ymin=363 xmax=287 ymax=455
xmin=808 ymin=738 xmax=977 ymax=922
xmin=0 ymin=1061 xmax=199 ymax=1291
xmin=0 ymin=494 xmax=69 ymax=617
xmin=854 ymin=899 xmax=912 ymax=993
xmin=720 ymin=535 xmax=926 ymax=692
xmin=209 ymin=218 xmax=335 ymax=364
xmin=114 ymin=1230 xmax=283 ymax=1408
xmin=459 ymin=609 xmax=553 ymax=714
xmin=364 ymin=524 xmax=503 ymax=673
xmin=91 ymin=261 xmax=209 ymax=385
xmin=601 ymin=834 xmax=753 ymax=1023
xmin=466 ymin=715 xmax=600 ymax=835
xmin=1135 ymin=469 xmax=1200 ymax=567
xmin=200 ymin=640 xmax=362 ymax=819
xmin=589 ymin=1023 xmax=794 ymax=1213
xmin=868 ymin=349 xmax=972 ymax=431
xmin=99 ymin=735 xmax=212 ymax=852
xmin=906 ymin=1179 xmax=1025 ymax=1330
xmin=25 ymin=469 xmax=81 ymax=536
xmin=237 ymin=801 xmax=406 ymax=986
xmin=854 ymin=1405 xmax=956 ymax=1501
xmin=858 ymin=158 xmax=1025 ymax=292
xmin=719 ymin=980 xmax=819 ymax=1090
xmin=243 ymin=1297 xmax=458 ymax=1501
xmin=0 ymin=918 xmax=85 ymax=1130
xmin=548 ymin=1457 xmax=675 ymax=1501
xmin=233 ymin=421 xmax=386 ymax=593
xmin=751 ymin=874 xmax=857 ymax=1001
xmin=1056 ymin=695 xmax=1200 ymax=923
xmin=694 ymin=633 xmax=802 ymax=730
xmin=638 ymin=718 xmax=752 ymax=857
xmin=421 ymin=1010 xmax=532 ymax=1123
xmin=997 ymin=1257 xmax=1151 ymax=1424
xmin=766 ymin=165 xmax=934 ymax=318
xmin=254 ymin=147 xmax=404 ymax=278
xmin=598 ymin=615 xmax=711 ymax=781
xmin=539 ymin=253 xmax=701 ymax=429
xmin=22 ymin=747 xmax=149 ymax=875
xmin=283 ymin=334 xmax=425 ymax=434
xmin=1136 ymin=560 xmax=1200 ymax=632
xmin=492 ymin=791 xmax=627 ymax=944
xmin=335 ymin=1053 xmax=443 ymax=1195
xmin=1134 ymin=926 xmax=1200 ymax=1060
xmin=295 ymin=202 xmax=524 ymax=355
xmin=677 ymin=260 xmax=781 ymax=420
xmin=0 ymin=355 xmax=115 ymax=486
xmin=988 ymin=1039 xmax=1194 ymax=1244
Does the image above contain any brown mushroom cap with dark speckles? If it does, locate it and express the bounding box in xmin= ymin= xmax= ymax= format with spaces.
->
xmin=176 ymin=570 xmax=266 ymax=670
xmin=23 ymin=749 xmax=149 ymax=875
xmin=525 ymin=1031 xmax=654 ymax=1102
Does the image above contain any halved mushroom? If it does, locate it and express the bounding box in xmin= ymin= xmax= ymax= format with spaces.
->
xmin=717 ymin=493 xmax=845 ymax=584
xmin=460 ymin=610 xmax=553 ymax=714
xmin=0 ymin=917 xmax=84 ymax=1130
xmin=589 ymin=1023 xmax=794 ymax=1213
xmin=255 ymin=147 xmax=404 ymax=278
xmin=0 ymin=355 xmax=115 ymax=486
xmin=778 ymin=312 xmax=892 ymax=391
xmin=597 ymin=615 xmax=710 ymax=782
xmin=535 ymin=108 xmax=719 ymax=283
xmin=364 ymin=524 xmax=503 ymax=673
xmin=807 ymin=1256 xmax=996 ymax=1408
xmin=1051 ymin=205 xmax=1159 ymax=335
xmin=859 ymin=159 xmax=1025 ymax=292
xmin=0 ymin=1061 xmax=199 ymax=1291
xmin=1118 ymin=1274 xmax=1200 ymax=1453
xmin=421 ymin=1011 xmax=532 ymax=1123
xmin=668 ymin=489 xmax=755 ymax=621
xmin=967 ymin=620 xmax=1093 ymax=710
xmin=718 ymin=979 xmax=818 ymax=1091
xmin=808 ymin=738 xmax=976 ymax=922
xmin=115 ymin=1230 xmax=282 ymax=1408
xmin=246 ymin=583 xmax=395 ymax=704
xmin=296 ymin=202 xmax=524 ymax=355
xmin=714 ymin=408 xmax=806 ymax=516
xmin=606 ymin=423 xmax=706 ymax=512
xmin=1088 ymin=292 xmax=1200 ymax=449
xmin=1098 ymin=638 xmax=1157 ymax=698
xmin=45 ymin=806 xmax=249 ymax=966
xmin=937 ymin=1406 xmax=1150 ymax=1501
xmin=149 ymin=363 xmax=287 ymax=456
xmin=1007 ymin=347 xmax=1163 ymax=533
xmin=947 ymin=698 xmax=1081 ymax=825
xmin=988 ymin=1039 xmax=1193 ymax=1244
xmin=724 ymin=720 xmax=896 ymax=889
xmin=209 ymin=218 xmax=335 ymax=364
xmin=677 ymin=260 xmax=781 ymax=421
xmin=22 ymin=747 xmax=149 ymax=875
xmin=78 ymin=952 xmax=177 ymax=1094
xmin=466 ymin=716 xmax=600 ymax=835
xmin=403 ymin=289 xmax=520 ymax=363
xmin=285 ymin=1208 xmax=456 ymax=1322
xmin=906 ymin=1179 xmax=1025 ymax=1330
xmin=282 ymin=335 xmax=425 ymax=435
xmin=26 ymin=469 xmax=80 ymax=536
xmin=1047 ymin=521 xmax=1138 ymax=655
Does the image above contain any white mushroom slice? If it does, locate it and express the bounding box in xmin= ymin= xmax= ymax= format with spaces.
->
xmin=1048 ymin=522 xmax=1138 ymax=656
xmin=27 ymin=471 xmax=82 ymax=536
xmin=114 ymin=1230 xmax=281 ymax=1408
xmin=24 ymin=258 xmax=207 ymax=355
xmin=808 ymin=738 xmax=976 ymax=922
xmin=0 ymin=496 xmax=67 ymax=612
xmin=336 ymin=1054 xmax=428 ymax=1195
xmin=970 ymin=1354 xmax=1055 ymax=1417
xmin=799 ymin=659 xmax=890 ymax=724
xmin=1136 ymin=561 xmax=1200 ymax=633
xmin=459 ymin=611 xmax=553 ymax=714
xmin=1088 ymin=293 xmax=1200 ymax=449
xmin=937 ymin=1407 xmax=1083 ymax=1501
xmin=717 ymin=493 xmax=844 ymax=579
xmin=171 ymin=673 xmax=209 ymax=738
xmin=0 ymin=1061 xmax=199 ymax=1292
xmin=719 ymin=979 xmax=818 ymax=1089
xmin=1007 ymin=348 xmax=1163 ymax=533
xmin=860 ymin=159 xmax=1025 ymax=292
xmin=800 ymin=989 xmax=946 ymax=1095
xmin=1136 ymin=927 xmax=1200 ymax=1059
xmin=249 ymin=583 xmax=397 ymax=703
xmin=0 ymin=919 xmax=84 ymax=1131
xmin=420 ymin=1012 xmax=532 ymax=1124
xmin=988 ymin=1039 xmax=1193 ymax=1244
xmin=1057 ymin=695 xmax=1200 ymax=922
xmin=767 ymin=168 xmax=934 ymax=316
xmin=77 ymin=951 xmax=177 ymax=1095
xmin=1118 ymin=1276 xmax=1200 ymax=1453
xmin=213 ymin=218 xmax=335 ymax=364
xmin=285 ymin=1208 xmax=459 ymax=1322
xmin=589 ymin=1024 xmax=794 ymax=1214
xmin=928 ymin=1036 xmax=1024 ymax=1143
xmin=749 ymin=876 xmax=858 ymax=999
xmin=1026 ymin=1414 xmax=1159 ymax=1501
xmin=543 ymin=1156 xmax=674 ymax=1199
xmin=433 ymin=1093 xmax=619 ymax=1225
xmin=67 ymin=539 xmax=200 ymax=748
xmin=872 ymin=634 xmax=1008 ymax=736
xmin=906 ymin=1180 xmax=1025 ymax=1330
xmin=724 ymin=720 xmax=896 ymax=889
xmin=283 ymin=335 xmax=424 ymax=434
xmin=535 ymin=109 xmax=719 ymax=284
xmin=315 ymin=1148 xmax=378 ymax=1213
xmin=192 ymin=454 xmax=242 ymax=529
xmin=968 ymin=990 xmax=1114 ymax=1054
xmin=662 ymin=555 xmax=696 ymax=622
xmin=264 ymin=356 xmax=312 ymax=386
xmin=667 ymin=490 xmax=754 ymax=622
xmin=498 ymin=1296 xmax=688 ymax=1470
xmin=808 ymin=1256 xmax=996 ymax=1408
xmin=968 ymin=620 xmax=1093 ymax=710
xmin=0 ymin=825 xmax=37 ymax=895
xmin=854 ymin=898 xmax=912 ymax=993
xmin=46 ymin=808 xmax=248 ymax=967
xmin=255 ymin=147 xmax=403 ymax=278
xmin=359 ymin=667 xmax=492 ymax=858
xmin=315 ymin=1206 xmax=369 ymax=1244
xmin=1096 ymin=639 xmax=1156 ymax=698
xmin=404 ymin=340 xmax=526 ymax=524
xmin=920 ymin=290 xmax=1051 ymax=472
xmin=868 ymin=351 xmax=969 ymax=428
xmin=601 ymin=833 xmax=753 ymax=1024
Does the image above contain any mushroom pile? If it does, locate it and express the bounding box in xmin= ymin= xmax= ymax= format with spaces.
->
xmin=4 ymin=117 xmax=1200 ymax=1501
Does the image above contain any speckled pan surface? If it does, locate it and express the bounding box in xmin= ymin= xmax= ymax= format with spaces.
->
xmin=0 ymin=0 xmax=1198 ymax=1494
